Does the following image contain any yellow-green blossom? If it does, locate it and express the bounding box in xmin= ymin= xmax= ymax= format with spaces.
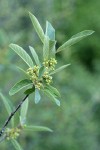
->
xmin=26 ymin=58 xmax=57 ymax=89
xmin=43 ymin=58 xmax=57 ymax=70
xmin=6 ymin=127 xmax=21 ymax=140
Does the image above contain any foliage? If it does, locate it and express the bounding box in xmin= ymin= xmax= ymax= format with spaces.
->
xmin=0 ymin=11 xmax=94 ymax=149
xmin=0 ymin=1 xmax=98 ymax=149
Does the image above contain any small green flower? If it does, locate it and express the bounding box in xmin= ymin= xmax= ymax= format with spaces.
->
xmin=43 ymin=58 xmax=57 ymax=70
xmin=6 ymin=127 xmax=21 ymax=140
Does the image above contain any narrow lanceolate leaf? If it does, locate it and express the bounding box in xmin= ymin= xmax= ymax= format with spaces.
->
xmin=34 ymin=89 xmax=41 ymax=104
xmin=29 ymin=12 xmax=45 ymax=43
xmin=9 ymin=44 xmax=34 ymax=68
xmin=57 ymin=30 xmax=95 ymax=52
xmin=23 ymin=125 xmax=53 ymax=132
xmin=46 ymin=21 xmax=55 ymax=40
xmin=9 ymin=79 xmax=33 ymax=96
xmin=45 ymin=85 xmax=61 ymax=97
xmin=49 ymin=40 xmax=56 ymax=58
xmin=39 ymin=66 xmax=45 ymax=78
xmin=50 ymin=64 xmax=70 ymax=75
xmin=20 ymin=97 xmax=29 ymax=125
xmin=17 ymin=66 xmax=29 ymax=77
xmin=45 ymin=21 xmax=56 ymax=57
xmin=43 ymin=36 xmax=49 ymax=59
xmin=0 ymin=92 xmax=14 ymax=127
xmin=29 ymin=46 xmax=40 ymax=66
xmin=11 ymin=139 xmax=23 ymax=150
xmin=44 ymin=89 xmax=60 ymax=106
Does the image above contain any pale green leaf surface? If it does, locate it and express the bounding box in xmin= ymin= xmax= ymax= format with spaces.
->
xmin=46 ymin=21 xmax=55 ymax=40
xmin=23 ymin=125 xmax=53 ymax=132
xmin=49 ymin=40 xmax=56 ymax=58
xmin=35 ymin=89 xmax=41 ymax=104
xmin=29 ymin=12 xmax=45 ymax=43
xmin=9 ymin=79 xmax=32 ymax=96
xmin=11 ymin=139 xmax=23 ymax=150
xmin=17 ymin=66 xmax=29 ymax=77
xmin=44 ymin=89 xmax=60 ymax=106
xmin=50 ymin=64 xmax=70 ymax=75
xmin=20 ymin=98 xmax=29 ymax=125
xmin=57 ymin=30 xmax=94 ymax=52
xmin=39 ymin=66 xmax=45 ymax=78
xmin=9 ymin=44 xmax=34 ymax=68
xmin=45 ymin=85 xmax=61 ymax=97
xmin=0 ymin=92 xmax=14 ymax=127
xmin=43 ymin=35 xmax=49 ymax=59
xmin=29 ymin=46 xmax=40 ymax=66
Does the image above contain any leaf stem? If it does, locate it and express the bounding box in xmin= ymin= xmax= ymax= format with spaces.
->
xmin=0 ymin=94 xmax=29 ymax=137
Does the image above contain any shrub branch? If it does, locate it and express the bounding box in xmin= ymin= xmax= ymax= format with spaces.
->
xmin=0 ymin=94 xmax=29 ymax=137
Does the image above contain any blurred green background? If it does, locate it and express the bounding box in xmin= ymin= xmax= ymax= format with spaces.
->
xmin=0 ymin=0 xmax=100 ymax=150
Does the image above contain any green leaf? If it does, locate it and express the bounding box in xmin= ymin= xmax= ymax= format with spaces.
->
xmin=29 ymin=12 xmax=45 ymax=43
xmin=57 ymin=30 xmax=95 ymax=52
xmin=43 ymin=35 xmax=49 ymax=59
xmin=46 ymin=21 xmax=55 ymax=40
xmin=9 ymin=79 xmax=33 ymax=96
xmin=45 ymin=85 xmax=61 ymax=97
xmin=38 ymin=66 xmax=45 ymax=78
xmin=20 ymin=98 xmax=29 ymax=125
xmin=29 ymin=46 xmax=40 ymax=66
xmin=49 ymin=40 xmax=56 ymax=58
xmin=50 ymin=64 xmax=70 ymax=75
xmin=34 ymin=89 xmax=41 ymax=104
xmin=24 ymin=86 xmax=35 ymax=95
xmin=45 ymin=21 xmax=56 ymax=57
xmin=0 ymin=92 xmax=14 ymax=127
xmin=11 ymin=139 xmax=23 ymax=150
xmin=23 ymin=125 xmax=53 ymax=132
xmin=17 ymin=66 xmax=29 ymax=77
xmin=9 ymin=44 xmax=34 ymax=68
xmin=44 ymin=89 xmax=60 ymax=106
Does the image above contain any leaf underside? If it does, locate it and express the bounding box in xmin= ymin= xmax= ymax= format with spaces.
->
xmin=34 ymin=89 xmax=41 ymax=104
xmin=20 ymin=97 xmax=29 ymax=125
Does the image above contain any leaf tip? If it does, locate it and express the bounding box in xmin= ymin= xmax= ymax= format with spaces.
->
xmin=87 ymin=30 xmax=95 ymax=35
xmin=55 ymin=99 xmax=60 ymax=106
xmin=9 ymin=43 xmax=14 ymax=48
xmin=49 ymin=129 xmax=53 ymax=132
xmin=9 ymin=91 xmax=12 ymax=96
xmin=29 ymin=45 xmax=32 ymax=50
xmin=28 ymin=11 xmax=32 ymax=16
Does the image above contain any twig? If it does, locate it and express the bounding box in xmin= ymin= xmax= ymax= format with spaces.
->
xmin=0 ymin=94 xmax=29 ymax=137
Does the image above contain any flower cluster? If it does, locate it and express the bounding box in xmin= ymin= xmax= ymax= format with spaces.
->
xmin=26 ymin=58 xmax=57 ymax=89
xmin=26 ymin=66 xmax=42 ymax=89
xmin=6 ymin=128 xmax=21 ymax=140
xmin=43 ymin=71 xmax=52 ymax=85
xmin=43 ymin=58 xmax=57 ymax=70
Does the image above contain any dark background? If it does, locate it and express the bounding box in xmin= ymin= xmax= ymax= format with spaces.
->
xmin=0 ymin=0 xmax=100 ymax=149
